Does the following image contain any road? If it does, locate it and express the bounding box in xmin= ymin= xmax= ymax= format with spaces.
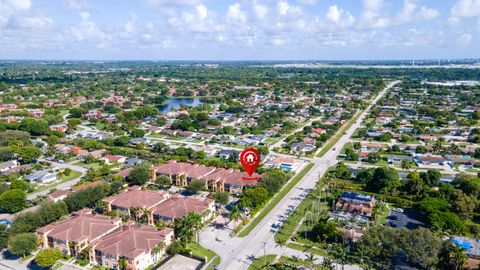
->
xmin=26 ymin=160 xmax=88 ymax=200
xmin=199 ymin=80 xmax=400 ymax=269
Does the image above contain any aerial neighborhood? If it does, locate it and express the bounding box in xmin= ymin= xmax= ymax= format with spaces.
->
xmin=0 ymin=62 xmax=478 ymax=270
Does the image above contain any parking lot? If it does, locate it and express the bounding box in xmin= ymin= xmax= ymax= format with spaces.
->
xmin=386 ymin=208 xmax=425 ymax=229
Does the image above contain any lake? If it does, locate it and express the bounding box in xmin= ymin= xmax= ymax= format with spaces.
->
xmin=159 ymin=97 xmax=203 ymax=112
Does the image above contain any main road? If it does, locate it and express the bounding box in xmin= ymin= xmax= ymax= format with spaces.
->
xmin=199 ymin=80 xmax=400 ymax=269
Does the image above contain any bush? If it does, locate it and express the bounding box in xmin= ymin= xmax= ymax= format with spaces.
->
xmin=35 ymin=249 xmax=63 ymax=267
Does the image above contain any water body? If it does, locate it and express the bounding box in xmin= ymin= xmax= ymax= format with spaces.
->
xmin=159 ymin=97 xmax=203 ymax=112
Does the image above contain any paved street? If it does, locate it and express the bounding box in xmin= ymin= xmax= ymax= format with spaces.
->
xmin=199 ymin=81 xmax=400 ymax=270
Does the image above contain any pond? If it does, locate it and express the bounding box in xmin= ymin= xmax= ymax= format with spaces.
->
xmin=159 ymin=97 xmax=203 ymax=112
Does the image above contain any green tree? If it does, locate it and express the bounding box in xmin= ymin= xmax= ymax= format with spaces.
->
xmin=127 ymin=165 xmax=150 ymax=186
xmin=186 ymin=180 xmax=205 ymax=194
xmin=119 ymin=256 xmax=128 ymax=270
xmin=19 ymin=118 xmax=50 ymax=136
xmin=258 ymin=170 xmax=287 ymax=194
xmin=400 ymin=159 xmax=414 ymax=171
xmin=241 ymin=187 xmax=268 ymax=208
xmin=0 ymin=189 xmax=28 ymax=213
xmin=214 ymin=191 xmax=229 ymax=205
xmin=365 ymin=167 xmax=400 ymax=194
xmin=130 ymin=129 xmax=146 ymax=138
xmin=8 ymin=233 xmax=37 ymax=257
xmin=344 ymin=147 xmax=359 ymax=161
xmin=16 ymin=145 xmax=42 ymax=163
xmin=35 ymin=248 xmax=63 ymax=267
xmin=67 ymin=118 xmax=82 ymax=128
xmin=0 ymin=224 xmax=8 ymax=250
xmin=10 ymin=180 xmax=32 ymax=192
xmin=310 ymin=218 xmax=341 ymax=243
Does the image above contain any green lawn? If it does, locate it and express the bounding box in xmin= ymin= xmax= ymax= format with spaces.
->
xmin=238 ymin=163 xmax=314 ymax=237
xmin=189 ymin=242 xmax=220 ymax=269
xmin=73 ymin=161 xmax=101 ymax=169
xmin=247 ymin=255 xmax=277 ymax=270
xmin=61 ymin=170 xmax=82 ymax=181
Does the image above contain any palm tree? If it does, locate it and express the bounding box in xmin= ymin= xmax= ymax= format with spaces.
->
xmin=400 ymin=160 xmax=413 ymax=171
xmin=188 ymin=213 xmax=202 ymax=244
xmin=118 ymin=257 xmax=128 ymax=270
xmin=228 ymin=205 xmax=241 ymax=228
xmin=68 ymin=241 xmax=77 ymax=257
xmin=275 ymin=238 xmax=287 ymax=257
xmin=290 ymin=255 xmax=300 ymax=262
xmin=449 ymin=245 xmax=468 ymax=270
xmin=304 ymin=253 xmax=317 ymax=267
xmin=322 ymin=257 xmax=335 ymax=270
xmin=152 ymin=241 xmax=165 ymax=260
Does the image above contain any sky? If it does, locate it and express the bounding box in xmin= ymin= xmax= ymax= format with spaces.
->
xmin=0 ymin=0 xmax=478 ymax=60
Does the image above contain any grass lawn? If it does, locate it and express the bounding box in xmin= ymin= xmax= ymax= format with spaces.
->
xmin=275 ymin=179 xmax=328 ymax=244
xmin=73 ymin=161 xmax=101 ymax=169
xmin=189 ymin=242 xmax=219 ymax=267
xmin=317 ymin=110 xmax=362 ymax=158
xmin=61 ymin=170 xmax=82 ymax=181
xmin=247 ymin=255 xmax=277 ymax=270
xmin=238 ymin=163 xmax=315 ymax=237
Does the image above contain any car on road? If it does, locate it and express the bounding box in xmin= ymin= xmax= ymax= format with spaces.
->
xmin=332 ymin=147 xmax=336 ymax=151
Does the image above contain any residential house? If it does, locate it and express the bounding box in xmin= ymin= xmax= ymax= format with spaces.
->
xmin=291 ymin=142 xmax=315 ymax=153
xmin=335 ymin=192 xmax=375 ymax=217
xmin=37 ymin=209 xmax=121 ymax=256
xmin=152 ymin=196 xmax=215 ymax=223
xmin=47 ymin=189 xmax=72 ymax=203
xmin=83 ymin=110 xmax=103 ymax=120
xmin=0 ymin=160 xmax=19 ymax=173
xmin=91 ymin=224 xmax=174 ymax=270
xmin=387 ymin=155 xmax=413 ymax=164
xmin=50 ymin=125 xmax=68 ymax=132
xmin=451 ymin=236 xmax=480 ymax=269
xmin=151 ymin=161 xmax=259 ymax=194
xmin=416 ymin=154 xmax=446 ymax=165
xmin=100 ymin=155 xmax=127 ymax=165
xmin=26 ymin=170 xmax=58 ymax=183
xmin=103 ymin=186 xmax=170 ymax=225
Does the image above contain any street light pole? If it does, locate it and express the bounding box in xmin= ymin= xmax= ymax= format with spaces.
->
xmin=262 ymin=241 xmax=267 ymax=266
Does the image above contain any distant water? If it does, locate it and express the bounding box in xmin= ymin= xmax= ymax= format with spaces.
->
xmin=159 ymin=97 xmax=203 ymax=112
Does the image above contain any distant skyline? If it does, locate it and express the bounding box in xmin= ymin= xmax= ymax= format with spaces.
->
xmin=0 ymin=0 xmax=479 ymax=60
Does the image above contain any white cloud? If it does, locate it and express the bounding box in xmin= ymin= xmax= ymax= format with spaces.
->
xmin=326 ymin=5 xmax=355 ymax=28
xmin=277 ymin=0 xmax=302 ymax=16
xmin=458 ymin=33 xmax=472 ymax=44
xmin=5 ymin=0 xmax=31 ymax=10
xmin=252 ymin=3 xmax=268 ymax=20
xmin=297 ymin=0 xmax=317 ymax=6
xmin=359 ymin=0 xmax=391 ymax=28
xmin=395 ymin=0 xmax=439 ymax=25
xmin=65 ymin=0 xmax=89 ymax=12
xmin=451 ymin=0 xmax=480 ymax=18
xmin=142 ymin=0 xmax=197 ymax=6
xmin=14 ymin=16 xmax=54 ymax=29
xmin=226 ymin=3 xmax=247 ymax=25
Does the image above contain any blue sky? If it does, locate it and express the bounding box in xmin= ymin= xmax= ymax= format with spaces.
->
xmin=0 ymin=0 xmax=478 ymax=60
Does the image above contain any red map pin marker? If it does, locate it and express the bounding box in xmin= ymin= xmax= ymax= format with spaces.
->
xmin=240 ymin=148 xmax=261 ymax=180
